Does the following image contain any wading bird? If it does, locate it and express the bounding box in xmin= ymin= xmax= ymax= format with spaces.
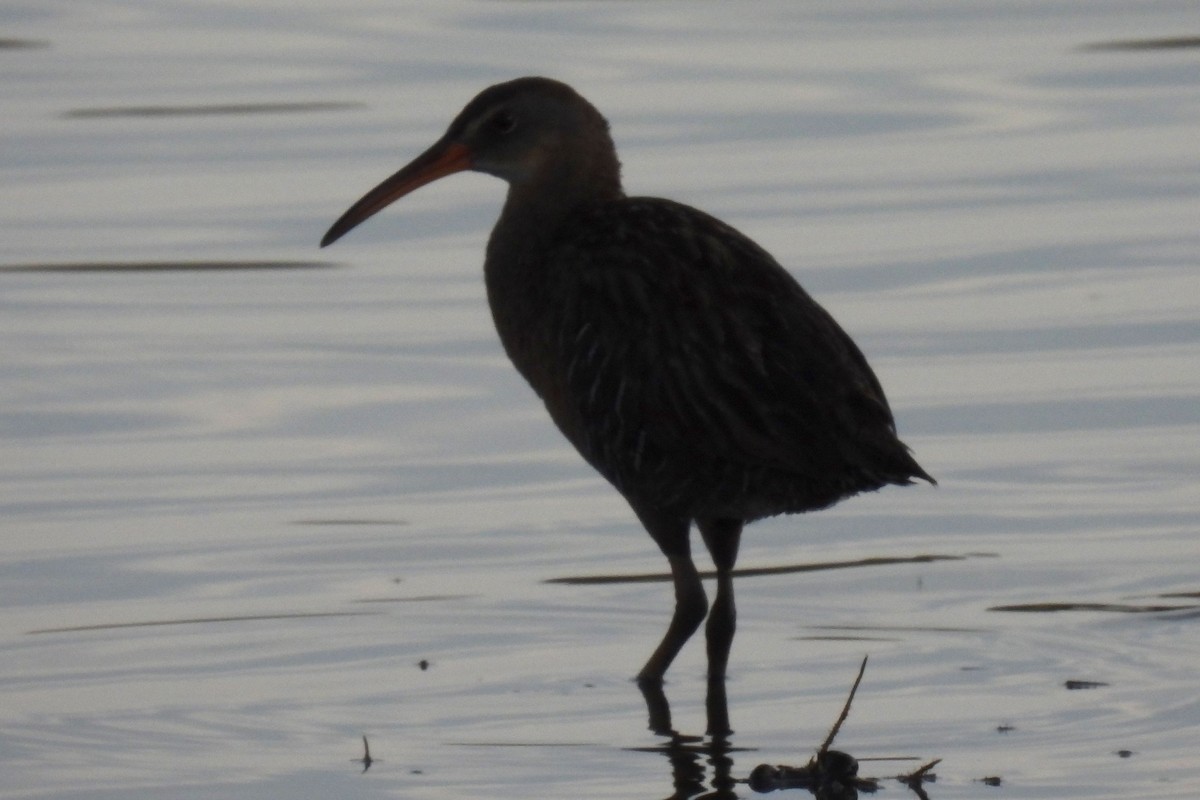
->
xmin=321 ymin=77 xmax=934 ymax=734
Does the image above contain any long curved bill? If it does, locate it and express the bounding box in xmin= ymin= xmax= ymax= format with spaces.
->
xmin=320 ymin=140 xmax=472 ymax=247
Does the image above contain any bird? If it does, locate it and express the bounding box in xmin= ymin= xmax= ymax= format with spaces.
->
xmin=321 ymin=76 xmax=934 ymax=730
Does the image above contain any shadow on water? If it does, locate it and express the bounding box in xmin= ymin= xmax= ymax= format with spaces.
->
xmin=797 ymin=623 xmax=988 ymax=642
xmin=988 ymin=587 xmax=1200 ymax=615
xmin=0 ymin=260 xmax=337 ymax=272
xmin=1080 ymin=36 xmax=1200 ymax=51
xmin=62 ymin=101 xmax=367 ymax=119
xmin=291 ymin=518 xmax=409 ymax=526
xmin=0 ymin=37 xmax=50 ymax=49
xmin=545 ymin=553 xmax=980 ymax=586
xmin=25 ymin=611 xmax=381 ymax=635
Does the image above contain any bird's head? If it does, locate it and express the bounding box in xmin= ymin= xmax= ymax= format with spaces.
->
xmin=320 ymin=76 xmax=620 ymax=248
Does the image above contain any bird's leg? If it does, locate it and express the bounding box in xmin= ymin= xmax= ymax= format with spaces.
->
xmin=698 ymin=517 xmax=742 ymax=680
xmin=634 ymin=510 xmax=707 ymax=686
xmin=638 ymin=552 xmax=707 ymax=684
xmin=698 ymin=517 xmax=743 ymax=737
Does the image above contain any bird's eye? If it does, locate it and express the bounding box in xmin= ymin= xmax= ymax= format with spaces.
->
xmin=490 ymin=110 xmax=517 ymax=134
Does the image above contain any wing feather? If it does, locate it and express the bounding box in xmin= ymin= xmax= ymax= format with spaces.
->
xmin=547 ymin=198 xmax=924 ymax=512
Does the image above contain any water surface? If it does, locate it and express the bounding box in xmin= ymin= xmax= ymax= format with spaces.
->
xmin=2 ymin=2 xmax=1198 ymax=798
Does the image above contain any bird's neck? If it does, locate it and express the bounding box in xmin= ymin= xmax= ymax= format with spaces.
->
xmin=487 ymin=144 xmax=622 ymax=284
xmin=501 ymin=143 xmax=622 ymax=239
xmin=483 ymin=153 xmax=622 ymax=391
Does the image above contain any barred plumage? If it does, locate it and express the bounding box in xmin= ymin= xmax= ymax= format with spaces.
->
xmin=321 ymin=77 xmax=934 ymax=733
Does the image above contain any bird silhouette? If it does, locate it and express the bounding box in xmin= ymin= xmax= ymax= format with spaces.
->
xmin=321 ymin=77 xmax=934 ymax=734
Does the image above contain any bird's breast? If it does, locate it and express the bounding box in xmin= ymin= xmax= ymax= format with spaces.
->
xmin=482 ymin=240 xmax=586 ymax=435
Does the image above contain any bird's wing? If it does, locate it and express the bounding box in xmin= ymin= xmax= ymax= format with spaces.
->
xmin=549 ymin=199 xmax=908 ymax=499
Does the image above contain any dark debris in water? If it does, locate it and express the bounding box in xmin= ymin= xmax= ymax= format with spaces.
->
xmin=1064 ymin=679 xmax=1109 ymax=690
xmin=749 ymin=656 xmax=941 ymax=799
xmin=353 ymin=735 xmax=376 ymax=773
xmin=898 ymin=759 xmax=941 ymax=800
xmin=749 ymin=752 xmax=881 ymax=797
xmin=2 ymin=261 xmax=337 ymax=273
xmin=63 ymin=101 xmax=366 ymax=119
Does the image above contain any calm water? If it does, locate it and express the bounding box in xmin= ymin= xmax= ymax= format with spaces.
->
xmin=2 ymin=2 xmax=1199 ymax=798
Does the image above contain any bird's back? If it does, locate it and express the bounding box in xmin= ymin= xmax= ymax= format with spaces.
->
xmin=493 ymin=196 xmax=932 ymax=520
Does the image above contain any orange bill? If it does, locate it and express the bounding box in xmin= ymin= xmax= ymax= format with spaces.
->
xmin=320 ymin=140 xmax=472 ymax=247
